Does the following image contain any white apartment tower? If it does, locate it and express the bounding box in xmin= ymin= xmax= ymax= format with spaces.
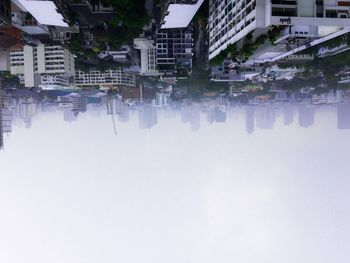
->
xmin=209 ymin=0 xmax=350 ymax=60
xmin=9 ymin=45 xmax=75 ymax=88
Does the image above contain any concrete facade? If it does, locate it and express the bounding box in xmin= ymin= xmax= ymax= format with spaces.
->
xmin=209 ymin=0 xmax=350 ymax=60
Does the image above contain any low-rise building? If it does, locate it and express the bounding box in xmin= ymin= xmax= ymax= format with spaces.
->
xmin=74 ymin=69 xmax=137 ymax=88
xmin=134 ymin=37 xmax=159 ymax=76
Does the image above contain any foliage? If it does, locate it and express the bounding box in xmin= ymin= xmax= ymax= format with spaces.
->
xmin=67 ymin=0 xmax=149 ymax=70
xmin=210 ymin=44 xmax=238 ymax=65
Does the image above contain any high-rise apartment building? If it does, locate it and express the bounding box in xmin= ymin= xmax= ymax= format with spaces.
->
xmin=209 ymin=0 xmax=350 ymax=61
xmin=156 ymin=27 xmax=193 ymax=76
xmin=10 ymin=45 xmax=75 ymax=88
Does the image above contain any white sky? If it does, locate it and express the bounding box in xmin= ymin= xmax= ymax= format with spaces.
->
xmin=0 ymin=106 xmax=350 ymax=263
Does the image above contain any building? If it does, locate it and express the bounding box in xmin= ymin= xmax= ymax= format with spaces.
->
xmin=312 ymin=90 xmax=342 ymax=104
xmin=160 ymin=0 xmax=205 ymax=29
xmin=139 ymin=104 xmax=158 ymax=129
xmin=70 ymin=93 xmax=87 ymax=113
xmin=298 ymin=105 xmax=315 ymax=128
xmin=74 ymin=69 xmax=136 ymax=88
xmin=256 ymin=106 xmax=276 ymax=129
xmin=154 ymin=92 xmax=170 ymax=107
xmin=211 ymin=59 xmax=263 ymax=81
xmin=283 ymin=104 xmax=294 ymax=126
xmin=11 ymin=0 xmax=70 ymax=36
xmin=245 ymin=106 xmax=255 ymax=134
xmin=38 ymin=74 xmax=71 ymax=88
xmin=59 ymin=103 xmax=77 ymax=122
xmin=156 ymin=27 xmax=193 ymax=76
xmin=0 ymin=26 xmax=24 ymax=52
xmin=17 ymin=96 xmax=37 ymax=128
xmin=0 ymin=0 xmax=11 ymax=26
xmin=112 ymin=97 xmax=129 ymax=122
xmin=10 ymin=45 xmax=75 ymax=88
xmin=0 ymin=51 xmax=10 ymax=71
xmin=0 ymin=88 xmax=4 ymax=149
xmin=99 ymin=45 xmax=132 ymax=63
xmin=337 ymin=103 xmax=350 ymax=129
xmin=209 ymin=0 xmax=350 ymax=61
xmin=134 ymin=37 xmax=159 ymax=76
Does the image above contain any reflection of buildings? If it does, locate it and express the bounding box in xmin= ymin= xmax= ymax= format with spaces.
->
xmin=337 ymin=103 xmax=350 ymax=130
xmin=299 ymin=105 xmax=315 ymax=128
xmin=256 ymin=107 xmax=276 ymax=130
xmin=283 ymin=104 xmax=294 ymax=126
xmin=245 ymin=106 xmax=254 ymax=134
xmin=139 ymin=104 xmax=158 ymax=129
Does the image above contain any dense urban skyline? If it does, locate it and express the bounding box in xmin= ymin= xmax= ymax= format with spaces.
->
xmin=1 ymin=1 xmax=350 ymax=263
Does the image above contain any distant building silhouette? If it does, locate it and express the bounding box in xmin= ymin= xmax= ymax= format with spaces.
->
xmin=0 ymin=89 xmax=4 ymax=150
xmin=256 ymin=107 xmax=276 ymax=130
xmin=69 ymin=93 xmax=87 ymax=113
xmin=245 ymin=106 xmax=255 ymax=134
xmin=298 ymin=105 xmax=315 ymax=128
xmin=139 ymin=104 xmax=158 ymax=129
xmin=337 ymin=103 xmax=350 ymax=130
xmin=283 ymin=104 xmax=294 ymax=126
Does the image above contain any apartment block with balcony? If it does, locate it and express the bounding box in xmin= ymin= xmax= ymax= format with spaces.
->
xmin=209 ymin=0 xmax=350 ymax=61
xmin=74 ymin=69 xmax=137 ymax=88
xmin=9 ymin=45 xmax=75 ymax=88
